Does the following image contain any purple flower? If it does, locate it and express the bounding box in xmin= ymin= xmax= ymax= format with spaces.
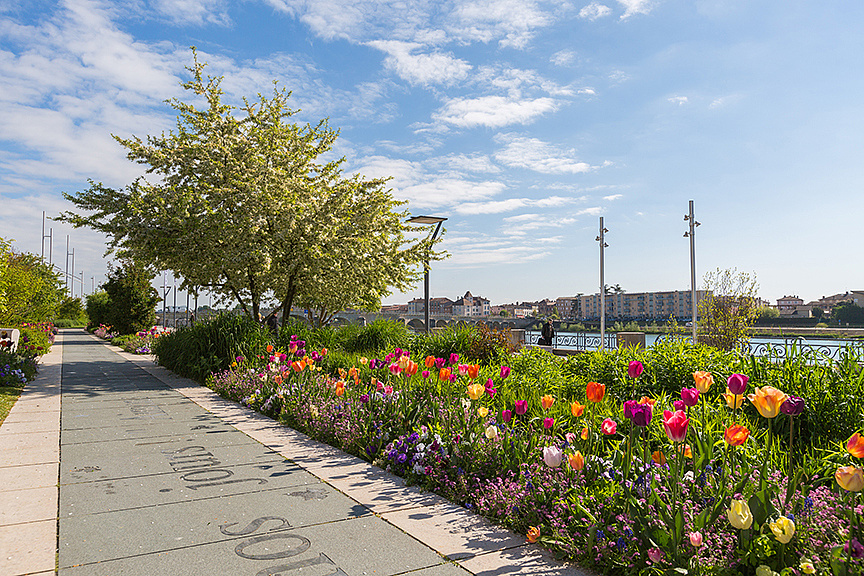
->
xmin=627 ymin=360 xmax=644 ymax=379
xmin=623 ymin=400 xmax=637 ymax=419
xmin=515 ymin=400 xmax=528 ymax=415
xmin=435 ymin=357 xmax=445 ymax=369
xmin=630 ymin=403 xmax=653 ymax=427
xmin=502 ymin=409 xmax=512 ymax=423
xmin=727 ymin=373 xmax=749 ymax=395
xmin=673 ymin=400 xmax=685 ymax=412
xmin=500 ymin=366 xmax=511 ymax=379
xmin=780 ymin=396 xmax=805 ymax=416
xmin=449 ymin=353 xmax=460 ymax=365
xmin=680 ymin=387 xmax=699 ymax=407
xmin=359 ymin=394 xmax=369 ymax=404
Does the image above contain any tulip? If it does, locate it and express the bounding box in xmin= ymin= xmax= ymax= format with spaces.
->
xmin=747 ymin=386 xmax=789 ymax=419
xmin=601 ymin=418 xmax=617 ymax=435
xmin=673 ymin=400 xmax=685 ymax=412
xmin=527 ymin=526 xmax=540 ymax=543
xmin=692 ymin=371 xmax=713 ymax=393
xmin=570 ymin=400 xmax=585 ymax=417
xmin=458 ymin=364 xmax=469 ymax=377
xmin=424 ymin=355 xmax=436 ymax=368
xmin=780 ymin=396 xmax=805 ymax=416
xmin=847 ymin=432 xmax=864 ymax=458
xmin=500 ymin=366 xmax=511 ymax=379
xmin=485 ymin=379 xmax=496 ymax=398
xmin=541 ymin=394 xmax=555 ymax=410
xmin=360 ymin=356 xmax=368 ymax=365
xmin=683 ymin=444 xmax=692 ymax=458
xmin=728 ymin=499 xmax=753 ymax=529
xmin=836 ymin=465 xmax=864 ymax=492
xmin=651 ymin=450 xmax=667 ymax=465
xmin=467 ymin=383 xmax=484 ymax=400
xmin=334 ymin=382 xmax=345 ymax=396
xmin=689 ymin=532 xmax=703 ymax=547
xmin=568 ymin=451 xmax=585 ymax=470
xmin=727 ymin=373 xmax=749 ymax=395
xmin=435 ymin=357 xmax=445 ymax=368
xmin=449 ymin=373 xmax=458 ymax=383
xmin=439 ymin=367 xmax=451 ymax=381
xmin=543 ymin=446 xmax=563 ymax=468
xmin=680 ymin=387 xmax=699 ymax=407
xmin=756 ymin=566 xmax=778 ymax=576
xmin=422 ymin=370 xmax=430 ymax=379
xmin=623 ymin=400 xmax=636 ymax=419
xmin=383 ymin=385 xmax=393 ymax=395
xmin=638 ymin=396 xmax=657 ymax=406
xmin=724 ymin=424 xmax=750 ymax=446
xmin=769 ymin=516 xmax=795 ymax=544
xmin=799 ymin=559 xmax=816 ymax=574
xmin=580 ymin=427 xmax=589 ymax=440
xmin=467 ymin=364 xmax=480 ymax=380
xmin=515 ymin=400 xmax=528 ymax=415
xmin=485 ymin=425 xmax=498 ymax=440
xmin=502 ymin=409 xmax=512 ymax=423
xmin=627 ymin=360 xmax=644 ymax=379
xmin=359 ymin=393 xmax=369 ymax=404
xmin=630 ymin=403 xmax=652 ymax=427
xmin=586 ymin=381 xmax=605 ymax=403
xmin=647 ymin=548 xmax=663 ymax=563
xmin=449 ymin=353 xmax=459 ymax=365
xmin=722 ymin=388 xmax=744 ymax=409
xmin=477 ymin=406 xmax=489 ymax=418
xmin=404 ymin=361 xmax=419 ymax=377
xmin=543 ymin=417 xmax=555 ymax=429
xmin=662 ymin=410 xmax=689 ymax=443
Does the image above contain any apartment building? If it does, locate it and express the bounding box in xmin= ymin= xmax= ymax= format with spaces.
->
xmin=579 ymin=289 xmax=710 ymax=321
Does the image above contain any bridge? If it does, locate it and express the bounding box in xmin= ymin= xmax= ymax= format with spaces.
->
xmin=329 ymin=311 xmax=542 ymax=332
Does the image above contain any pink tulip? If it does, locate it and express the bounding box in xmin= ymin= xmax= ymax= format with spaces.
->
xmin=628 ymin=360 xmax=644 ymax=379
xmin=543 ymin=417 xmax=554 ymax=429
xmin=662 ymin=410 xmax=689 ymax=443
xmin=727 ymin=373 xmax=749 ymax=395
xmin=601 ymin=418 xmax=617 ymax=435
xmin=422 ymin=370 xmax=430 ymax=379
xmin=689 ymin=532 xmax=703 ymax=547
xmin=515 ymin=400 xmax=528 ymax=415
xmin=673 ymin=400 xmax=685 ymax=412
xmin=502 ymin=409 xmax=512 ymax=423
xmin=648 ymin=548 xmax=664 ymax=563
xmin=500 ymin=366 xmax=511 ymax=379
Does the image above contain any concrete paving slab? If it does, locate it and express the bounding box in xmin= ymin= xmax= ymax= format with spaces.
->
xmin=5 ymin=395 xmax=60 ymax=412
xmin=59 ymin=480 xmax=370 ymax=566
xmin=0 ymin=445 xmax=59 ymax=467
xmin=60 ymin=435 xmax=284 ymax=484
xmin=0 ymin=518 xmax=56 ymax=576
xmin=0 ymin=429 xmax=59 ymax=451
xmin=326 ymin=466 xmax=449 ymax=514
xmin=0 ymin=484 xmax=58 ymax=526
xmin=0 ymin=417 xmax=58 ymax=433
xmin=382 ymin=502 xmax=526 ymax=561
xmin=61 ymin=515 xmax=450 ymax=576
xmin=0 ymin=462 xmax=58 ymax=492
xmin=457 ymin=543 xmax=594 ymax=575
xmin=1 ymin=409 xmax=60 ymax=424
xmin=62 ymin=419 xmax=238 ymax=444
xmin=410 ymin=563 xmax=474 ymax=575
xmin=60 ymin=460 xmax=315 ymax=516
xmin=60 ymin=400 xmax=211 ymax=425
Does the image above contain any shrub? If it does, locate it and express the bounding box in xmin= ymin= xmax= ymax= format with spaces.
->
xmin=86 ymin=291 xmax=111 ymax=329
xmin=152 ymin=313 xmax=271 ymax=382
xmin=0 ymin=348 xmax=36 ymax=385
xmin=338 ymin=318 xmax=411 ymax=354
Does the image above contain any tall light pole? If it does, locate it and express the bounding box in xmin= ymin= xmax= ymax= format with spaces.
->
xmin=596 ymin=217 xmax=609 ymax=350
xmin=684 ymin=200 xmax=701 ymax=344
xmin=408 ymin=215 xmax=447 ymax=333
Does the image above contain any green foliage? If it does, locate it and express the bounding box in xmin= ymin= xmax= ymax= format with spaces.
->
xmin=85 ymin=291 xmax=112 ymax=329
xmin=55 ymin=297 xmax=88 ymax=325
xmin=338 ymin=318 xmax=411 ymax=354
xmin=832 ymin=301 xmax=864 ymax=325
xmin=101 ymin=261 xmax=161 ymax=335
xmin=698 ymin=268 xmax=761 ymax=351
xmin=0 ymin=238 xmax=66 ymax=324
xmin=152 ymin=313 xmax=271 ymax=382
xmin=16 ymin=326 xmax=52 ymax=358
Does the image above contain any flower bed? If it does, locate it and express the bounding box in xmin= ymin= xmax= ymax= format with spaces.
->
xmin=205 ymin=340 xmax=863 ymax=576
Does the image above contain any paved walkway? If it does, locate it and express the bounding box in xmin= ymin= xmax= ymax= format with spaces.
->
xmin=1 ymin=330 xmax=589 ymax=576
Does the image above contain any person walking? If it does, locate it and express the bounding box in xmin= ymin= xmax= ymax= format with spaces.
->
xmin=540 ymin=319 xmax=555 ymax=346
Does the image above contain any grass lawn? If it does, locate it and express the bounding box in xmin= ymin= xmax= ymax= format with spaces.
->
xmin=0 ymin=385 xmax=23 ymax=426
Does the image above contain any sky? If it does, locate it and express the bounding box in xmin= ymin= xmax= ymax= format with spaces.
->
xmin=2 ymin=0 xmax=864 ymax=310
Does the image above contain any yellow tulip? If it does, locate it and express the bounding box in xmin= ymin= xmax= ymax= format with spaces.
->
xmin=721 ymin=388 xmax=744 ymax=409
xmin=692 ymin=371 xmax=713 ymax=393
xmin=727 ymin=499 xmax=753 ymax=529
xmin=527 ymin=526 xmax=540 ymax=543
xmin=477 ymin=406 xmax=489 ymax=418
xmin=568 ymin=451 xmax=585 ymax=471
xmin=746 ymin=386 xmax=789 ymax=418
xmin=541 ymin=394 xmax=555 ymax=410
xmin=467 ymin=383 xmax=484 ymax=400
xmin=484 ymin=425 xmax=498 ymax=440
xmin=836 ymin=465 xmax=864 ymax=492
xmin=769 ymin=516 xmax=795 ymax=544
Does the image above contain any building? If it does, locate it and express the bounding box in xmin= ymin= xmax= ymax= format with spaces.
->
xmin=777 ymin=295 xmax=811 ymax=318
xmin=808 ymin=291 xmax=864 ymax=314
xmin=555 ymin=296 xmax=581 ymax=320
xmin=452 ymin=291 xmax=491 ymax=317
xmin=407 ymin=297 xmax=453 ymax=316
xmin=537 ymin=299 xmax=557 ymax=317
xmin=578 ymin=289 xmax=711 ymax=321
xmin=501 ymin=302 xmax=537 ymax=318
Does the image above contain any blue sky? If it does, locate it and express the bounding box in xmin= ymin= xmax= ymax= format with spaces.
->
xmin=2 ymin=0 xmax=863 ymax=308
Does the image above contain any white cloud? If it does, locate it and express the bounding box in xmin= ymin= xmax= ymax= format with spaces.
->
xmin=579 ymin=2 xmax=612 ymax=20
xmin=436 ymin=153 xmax=502 ymax=173
xmin=668 ymin=95 xmax=689 ymax=106
xmin=448 ymin=0 xmax=553 ymax=48
xmin=434 ymin=96 xmax=559 ymax=128
xmin=603 ymin=194 xmax=623 ymax=201
xmin=500 ymin=213 xmax=577 ymax=235
xmin=151 ymin=0 xmax=231 ymax=26
xmin=367 ymin=40 xmax=472 ymax=86
xmin=550 ymin=49 xmax=577 ymax=67
xmin=494 ymin=134 xmax=601 ymax=174
xmin=455 ymin=195 xmax=576 ymax=214
xmin=618 ymin=0 xmax=656 ymax=19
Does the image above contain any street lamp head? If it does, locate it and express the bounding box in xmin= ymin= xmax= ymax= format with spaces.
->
xmin=408 ymin=215 xmax=448 ymax=225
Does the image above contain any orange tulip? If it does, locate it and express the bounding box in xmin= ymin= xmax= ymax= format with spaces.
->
xmin=348 ymin=366 xmax=357 ymax=378
xmin=541 ymin=394 xmax=555 ymax=410
xmin=467 ymin=364 xmax=480 ymax=380
xmin=693 ymin=371 xmax=713 ymax=394
xmin=836 ymin=465 xmax=864 ymax=492
xmin=569 ymin=451 xmax=585 ymax=470
xmin=586 ymin=381 xmax=606 ymax=403
xmin=292 ymin=360 xmax=306 ymax=372
xmin=467 ymin=383 xmax=484 ymax=400
xmin=651 ymin=450 xmax=667 ymax=465
xmin=721 ymin=388 xmax=744 ymax=409
xmin=747 ymin=386 xmax=789 ymax=418
xmin=580 ymin=427 xmax=589 ymax=440
xmin=339 ymin=368 xmax=347 ymax=378
xmin=527 ymin=526 xmax=541 ymax=543
xmin=273 ymin=374 xmax=283 ymax=385
xmin=638 ymin=396 xmax=657 ymax=406
xmin=847 ymin=433 xmax=864 ymax=458
xmin=266 ymin=344 xmax=274 ymax=353
xmin=724 ymin=424 xmax=750 ymax=446
xmin=424 ymin=355 xmax=436 ymax=368
xmin=683 ymin=444 xmax=692 ymax=459
xmin=404 ymin=361 xmax=419 ymax=377
xmin=334 ymin=381 xmax=345 ymax=396
xmin=570 ymin=400 xmax=585 ymax=417
xmin=439 ymin=367 xmax=451 ymax=380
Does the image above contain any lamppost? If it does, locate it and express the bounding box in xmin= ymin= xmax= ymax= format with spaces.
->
xmin=684 ymin=200 xmax=701 ymax=344
xmin=596 ymin=217 xmax=609 ymax=350
xmin=408 ymin=215 xmax=447 ymax=333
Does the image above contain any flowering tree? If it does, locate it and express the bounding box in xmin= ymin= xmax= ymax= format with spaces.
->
xmin=60 ymin=51 xmax=435 ymax=322
xmin=698 ymin=268 xmax=760 ymax=351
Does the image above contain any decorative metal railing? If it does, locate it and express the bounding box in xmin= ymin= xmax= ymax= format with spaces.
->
xmin=525 ymin=331 xmax=617 ymax=351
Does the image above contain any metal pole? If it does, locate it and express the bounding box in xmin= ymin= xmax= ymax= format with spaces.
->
xmin=65 ymin=236 xmax=70 ymax=295
xmin=172 ymin=281 xmax=177 ymax=328
xmin=425 ymin=220 xmax=445 ymax=333
xmin=71 ymin=248 xmax=75 ymax=298
xmin=597 ymin=217 xmax=608 ymax=350
xmin=49 ymin=229 xmax=53 ymax=265
xmin=162 ymin=272 xmax=168 ymax=330
xmin=91 ymin=276 xmax=95 ymax=294
xmin=684 ymin=200 xmax=700 ymax=344
xmin=41 ymin=211 xmax=45 ymax=260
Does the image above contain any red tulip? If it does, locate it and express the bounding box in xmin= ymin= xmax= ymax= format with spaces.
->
xmin=662 ymin=410 xmax=689 ymax=443
xmin=601 ymin=418 xmax=617 ymax=435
